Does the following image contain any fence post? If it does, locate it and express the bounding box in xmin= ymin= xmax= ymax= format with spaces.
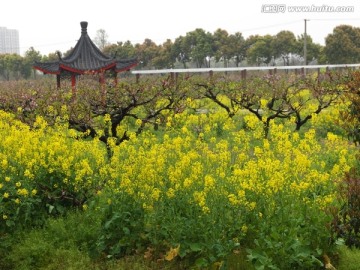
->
xmin=136 ymin=73 xmax=140 ymax=83
xmin=169 ymin=72 xmax=179 ymax=83
xmin=241 ymin=69 xmax=247 ymax=80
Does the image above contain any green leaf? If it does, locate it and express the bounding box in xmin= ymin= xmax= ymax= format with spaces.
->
xmin=104 ymin=214 xmax=119 ymax=229
xmin=6 ymin=220 xmax=15 ymax=227
xmin=315 ymin=248 xmax=323 ymax=255
xmin=123 ymin=227 xmax=130 ymax=235
xmin=179 ymin=247 xmax=188 ymax=258
xmin=335 ymin=238 xmax=345 ymax=246
xmin=254 ymin=261 xmax=265 ymax=270
xmin=194 ymin=257 xmax=208 ymax=267
xmin=56 ymin=204 xmax=64 ymax=214
xmin=189 ymin=243 xmax=202 ymax=252
xmin=46 ymin=204 xmax=54 ymax=214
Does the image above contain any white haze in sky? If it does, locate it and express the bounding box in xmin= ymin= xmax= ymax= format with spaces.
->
xmin=1 ymin=0 xmax=360 ymax=55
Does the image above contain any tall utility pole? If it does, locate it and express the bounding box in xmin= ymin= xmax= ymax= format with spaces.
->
xmin=304 ymin=19 xmax=308 ymax=66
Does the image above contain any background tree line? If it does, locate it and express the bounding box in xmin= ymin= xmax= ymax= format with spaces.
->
xmin=0 ymin=24 xmax=359 ymax=81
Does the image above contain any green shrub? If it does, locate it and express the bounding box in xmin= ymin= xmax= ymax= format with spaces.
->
xmin=94 ymin=191 xmax=147 ymax=258
xmin=331 ymin=156 xmax=360 ymax=248
xmin=5 ymin=210 xmax=101 ymax=270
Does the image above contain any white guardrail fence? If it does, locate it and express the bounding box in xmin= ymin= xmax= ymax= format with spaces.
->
xmin=131 ymin=64 xmax=360 ymax=75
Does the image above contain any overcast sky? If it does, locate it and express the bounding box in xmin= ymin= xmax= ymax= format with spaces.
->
xmin=2 ymin=0 xmax=360 ymax=56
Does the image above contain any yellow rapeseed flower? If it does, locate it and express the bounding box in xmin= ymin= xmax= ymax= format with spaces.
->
xmin=241 ymin=225 xmax=248 ymax=234
xmin=104 ymin=114 xmax=111 ymax=122
xmin=247 ymin=202 xmax=257 ymax=210
xmin=228 ymin=194 xmax=240 ymax=205
xmin=183 ymin=178 xmax=193 ymax=188
xmin=166 ymin=188 xmax=175 ymax=199
xmin=24 ymin=169 xmax=34 ymax=179
xmin=204 ymin=175 xmax=215 ymax=190
xmin=17 ymin=188 xmax=29 ymax=196
xmin=151 ymin=188 xmax=161 ymax=201
xmin=1 ymin=158 xmax=8 ymax=169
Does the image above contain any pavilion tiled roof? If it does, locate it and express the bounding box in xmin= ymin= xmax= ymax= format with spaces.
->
xmin=33 ymin=21 xmax=137 ymax=74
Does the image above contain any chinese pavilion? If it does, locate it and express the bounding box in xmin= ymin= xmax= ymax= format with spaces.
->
xmin=33 ymin=21 xmax=138 ymax=89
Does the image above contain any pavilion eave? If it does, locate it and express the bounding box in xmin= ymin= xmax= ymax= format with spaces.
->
xmin=59 ymin=62 xmax=118 ymax=75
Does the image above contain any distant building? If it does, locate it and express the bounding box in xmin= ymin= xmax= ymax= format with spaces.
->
xmin=0 ymin=27 xmax=20 ymax=54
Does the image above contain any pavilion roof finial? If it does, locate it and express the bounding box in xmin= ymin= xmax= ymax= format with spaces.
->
xmin=80 ymin=21 xmax=88 ymax=34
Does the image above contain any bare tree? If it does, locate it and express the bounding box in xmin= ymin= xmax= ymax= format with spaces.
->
xmin=94 ymin=29 xmax=109 ymax=51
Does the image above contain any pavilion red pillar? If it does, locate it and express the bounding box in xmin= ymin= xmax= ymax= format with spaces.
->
xmin=71 ymin=74 xmax=76 ymax=97
xmin=100 ymin=71 xmax=106 ymax=106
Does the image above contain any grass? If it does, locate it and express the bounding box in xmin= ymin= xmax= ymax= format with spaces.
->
xmin=0 ymin=209 xmax=254 ymax=270
xmin=336 ymin=245 xmax=360 ymax=270
xmin=1 ymin=209 xmax=359 ymax=269
xmin=2 ymin=210 xmax=99 ymax=270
